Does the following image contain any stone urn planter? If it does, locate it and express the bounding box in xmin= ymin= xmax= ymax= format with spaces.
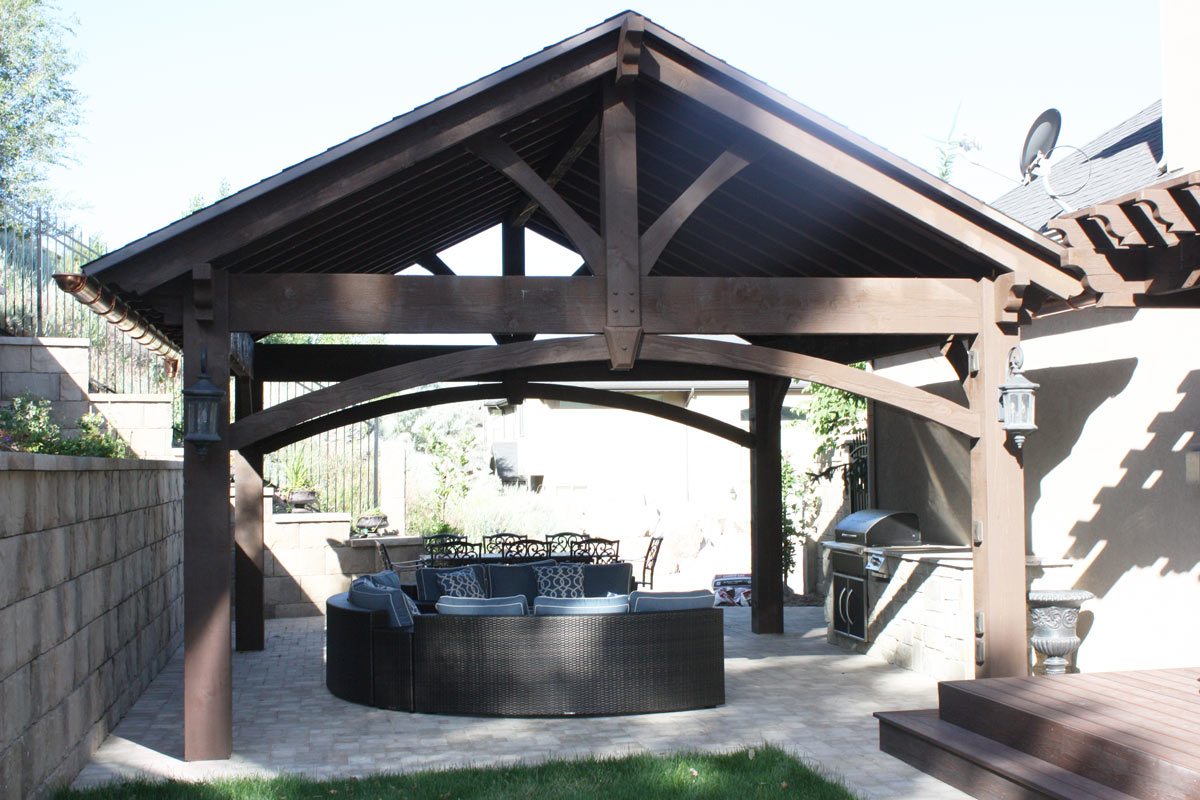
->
xmin=353 ymin=514 xmax=389 ymax=536
xmin=285 ymin=489 xmax=319 ymax=511
xmin=1028 ymin=589 xmax=1093 ymax=675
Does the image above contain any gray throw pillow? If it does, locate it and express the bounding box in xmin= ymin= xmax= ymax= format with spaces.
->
xmin=435 ymin=567 xmax=485 ymax=598
xmin=532 ymin=563 xmax=585 ymax=598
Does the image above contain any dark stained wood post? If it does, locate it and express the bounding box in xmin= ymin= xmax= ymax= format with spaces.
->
xmin=965 ymin=279 xmax=1028 ymax=677
xmin=749 ymin=375 xmax=789 ymax=634
xmin=600 ymin=78 xmax=643 ymax=369
xmin=182 ymin=266 xmax=234 ymax=760
xmin=233 ymin=377 xmax=264 ymax=652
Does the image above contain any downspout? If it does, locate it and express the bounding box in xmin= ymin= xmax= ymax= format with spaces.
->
xmin=52 ymin=273 xmax=180 ymax=375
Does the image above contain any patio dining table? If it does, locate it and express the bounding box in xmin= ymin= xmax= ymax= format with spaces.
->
xmin=418 ymin=552 xmax=599 ymax=567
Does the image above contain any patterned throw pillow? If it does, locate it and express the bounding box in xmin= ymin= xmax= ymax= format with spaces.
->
xmin=435 ymin=568 xmax=485 ymax=598
xmin=532 ymin=563 xmax=585 ymax=598
xmin=401 ymin=588 xmax=421 ymax=617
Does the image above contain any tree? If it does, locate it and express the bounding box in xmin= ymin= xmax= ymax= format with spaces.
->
xmin=0 ymin=0 xmax=81 ymax=207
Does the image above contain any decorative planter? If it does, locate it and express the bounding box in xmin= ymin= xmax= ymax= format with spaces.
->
xmin=286 ymin=489 xmax=319 ymax=510
xmin=1028 ymin=589 xmax=1093 ymax=675
xmin=354 ymin=514 xmax=389 ymax=535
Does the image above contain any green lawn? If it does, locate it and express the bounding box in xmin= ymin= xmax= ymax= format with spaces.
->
xmin=57 ymin=746 xmax=860 ymax=800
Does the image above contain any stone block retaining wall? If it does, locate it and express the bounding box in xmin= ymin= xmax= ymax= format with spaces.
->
xmin=0 ymin=337 xmax=174 ymax=457
xmin=0 ymin=453 xmax=183 ymax=800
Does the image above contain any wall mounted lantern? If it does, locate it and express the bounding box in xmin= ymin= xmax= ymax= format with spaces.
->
xmin=183 ymin=348 xmax=225 ymax=455
xmin=998 ymin=345 xmax=1038 ymax=449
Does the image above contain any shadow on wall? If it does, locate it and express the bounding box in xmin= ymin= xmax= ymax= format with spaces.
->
xmin=873 ymin=381 xmax=971 ymax=546
xmin=1053 ymin=368 xmax=1199 ymax=596
xmin=1022 ymin=359 xmax=1138 ymax=555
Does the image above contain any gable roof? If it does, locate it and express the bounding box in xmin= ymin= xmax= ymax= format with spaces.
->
xmin=78 ymin=11 xmax=1081 ymax=346
xmin=993 ymin=101 xmax=1177 ymax=231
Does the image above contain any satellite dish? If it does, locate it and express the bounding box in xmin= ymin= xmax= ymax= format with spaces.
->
xmin=1019 ymin=108 xmax=1062 ymax=180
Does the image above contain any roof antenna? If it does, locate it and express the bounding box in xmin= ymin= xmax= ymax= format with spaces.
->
xmin=1019 ymin=108 xmax=1087 ymax=214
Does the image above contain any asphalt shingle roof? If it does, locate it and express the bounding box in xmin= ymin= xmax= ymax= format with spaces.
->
xmin=992 ymin=101 xmax=1177 ymax=231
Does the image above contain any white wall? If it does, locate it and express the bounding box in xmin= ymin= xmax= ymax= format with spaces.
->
xmin=481 ymin=386 xmax=840 ymax=594
xmin=874 ymin=308 xmax=1200 ymax=671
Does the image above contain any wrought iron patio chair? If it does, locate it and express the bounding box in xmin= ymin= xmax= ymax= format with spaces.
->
xmin=499 ymin=537 xmax=551 ymax=561
xmin=573 ymin=536 xmax=621 ymax=564
xmin=544 ymin=531 xmax=587 ymax=555
xmin=423 ymin=533 xmax=479 ymax=566
xmin=635 ymin=536 xmax=664 ymax=589
xmin=481 ymin=532 xmax=524 ymax=555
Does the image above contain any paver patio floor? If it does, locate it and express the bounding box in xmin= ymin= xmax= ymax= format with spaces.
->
xmin=73 ymin=607 xmax=968 ymax=799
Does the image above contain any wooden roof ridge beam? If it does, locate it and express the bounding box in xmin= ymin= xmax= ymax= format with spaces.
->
xmin=615 ymin=13 xmax=645 ymax=85
xmin=468 ymin=133 xmax=605 ymax=273
xmin=506 ymin=113 xmax=601 ymax=228
xmin=640 ymin=140 xmax=761 ymax=274
xmin=640 ymin=43 xmax=1083 ymax=301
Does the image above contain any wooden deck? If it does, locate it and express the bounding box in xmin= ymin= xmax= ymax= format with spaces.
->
xmin=876 ymin=667 xmax=1200 ymax=800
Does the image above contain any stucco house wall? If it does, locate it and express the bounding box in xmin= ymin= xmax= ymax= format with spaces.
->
xmin=873 ymin=307 xmax=1200 ymax=671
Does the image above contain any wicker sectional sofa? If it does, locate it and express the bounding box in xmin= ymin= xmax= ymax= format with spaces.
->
xmin=325 ymin=588 xmax=725 ymax=716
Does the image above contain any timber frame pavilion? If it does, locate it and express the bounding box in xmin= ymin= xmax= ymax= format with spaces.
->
xmin=70 ymin=12 xmax=1185 ymax=761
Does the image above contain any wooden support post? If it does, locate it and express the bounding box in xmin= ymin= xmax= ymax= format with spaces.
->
xmin=749 ymin=376 xmax=789 ymax=634
xmin=495 ymin=221 xmax=533 ymax=344
xmin=965 ymin=279 xmax=1029 ymax=678
xmin=233 ymin=377 xmax=264 ymax=652
xmin=600 ymin=78 xmax=643 ymax=369
xmin=183 ymin=267 xmax=233 ymax=760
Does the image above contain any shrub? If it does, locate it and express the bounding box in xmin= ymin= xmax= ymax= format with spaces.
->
xmin=0 ymin=394 xmax=128 ymax=458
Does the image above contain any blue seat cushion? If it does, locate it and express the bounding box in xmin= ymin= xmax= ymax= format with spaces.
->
xmin=582 ymin=562 xmax=633 ymax=597
xmin=416 ymin=565 xmax=488 ymax=603
xmin=348 ymin=575 xmax=415 ymax=629
xmin=436 ymin=594 xmax=529 ymax=616
xmin=628 ymin=589 xmax=715 ymax=613
xmin=532 ymin=563 xmax=585 ymax=598
xmin=485 ymin=560 xmax=555 ymax=606
xmin=371 ymin=569 xmax=402 ymax=589
xmin=533 ymin=594 xmax=629 ymax=616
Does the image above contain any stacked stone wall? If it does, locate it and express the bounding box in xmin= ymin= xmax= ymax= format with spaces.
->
xmin=0 ymin=453 xmax=183 ymax=799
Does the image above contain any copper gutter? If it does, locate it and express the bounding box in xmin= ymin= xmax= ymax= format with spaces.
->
xmin=52 ymin=273 xmax=180 ymax=375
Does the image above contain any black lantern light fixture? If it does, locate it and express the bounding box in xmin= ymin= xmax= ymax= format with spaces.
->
xmin=998 ymin=345 xmax=1038 ymax=449
xmin=183 ymin=348 xmax=225 ymax=455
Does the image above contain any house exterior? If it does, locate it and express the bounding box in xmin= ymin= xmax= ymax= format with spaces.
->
xmin=870 ymin=94 xmax=1200 ymax=674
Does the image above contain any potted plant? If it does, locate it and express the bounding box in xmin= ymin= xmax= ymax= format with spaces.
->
xmin=281 ymin=453 xmax=319 ymax=511
xmin=354 ymin=507 xmax=389 ymax=535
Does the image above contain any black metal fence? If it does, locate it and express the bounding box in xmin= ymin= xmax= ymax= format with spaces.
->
xmin=262 ymin=380 xmax=380 ymax=515
xmin=845 ymin=432 xmax=870 ymax=512
xmin=0 ymin=204 xmax=177 ymax=396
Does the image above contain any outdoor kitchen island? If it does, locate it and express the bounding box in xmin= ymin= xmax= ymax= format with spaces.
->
xmin=823 ymin=543 xmax=1073 ymax=681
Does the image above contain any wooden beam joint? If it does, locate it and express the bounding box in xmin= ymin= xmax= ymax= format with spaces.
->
xmin=615 ymin=14 xmax=645 ymax=85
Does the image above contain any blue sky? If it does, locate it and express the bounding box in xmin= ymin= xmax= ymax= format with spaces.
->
xmin=48 ymin=0 xmax=1162 ymax=258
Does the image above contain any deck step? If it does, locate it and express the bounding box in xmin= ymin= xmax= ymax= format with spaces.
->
xmin=937 ymin=679 xmax=1200 ymax=800
xmin=876 ymin=709 xmax=1142 ymax=800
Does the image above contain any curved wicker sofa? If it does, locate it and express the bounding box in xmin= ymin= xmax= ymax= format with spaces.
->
xmin=326 ymin=592 xmax=725 ymax=716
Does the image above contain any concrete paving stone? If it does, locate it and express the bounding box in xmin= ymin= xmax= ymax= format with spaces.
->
xmin=71 ymin=608 xmax=971 ymax=799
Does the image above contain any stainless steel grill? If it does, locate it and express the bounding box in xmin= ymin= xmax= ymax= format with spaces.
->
xmin=829 ymin=510 xmax=921 ymax=641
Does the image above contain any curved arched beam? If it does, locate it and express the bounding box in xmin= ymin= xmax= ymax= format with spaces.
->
xmin=638 ymin=336 xmax=978 ymax=437
xmin=230 ymin=334 xmax=977 ymax=450
xmin=247 ymin=382 xmax=755 ymax=455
